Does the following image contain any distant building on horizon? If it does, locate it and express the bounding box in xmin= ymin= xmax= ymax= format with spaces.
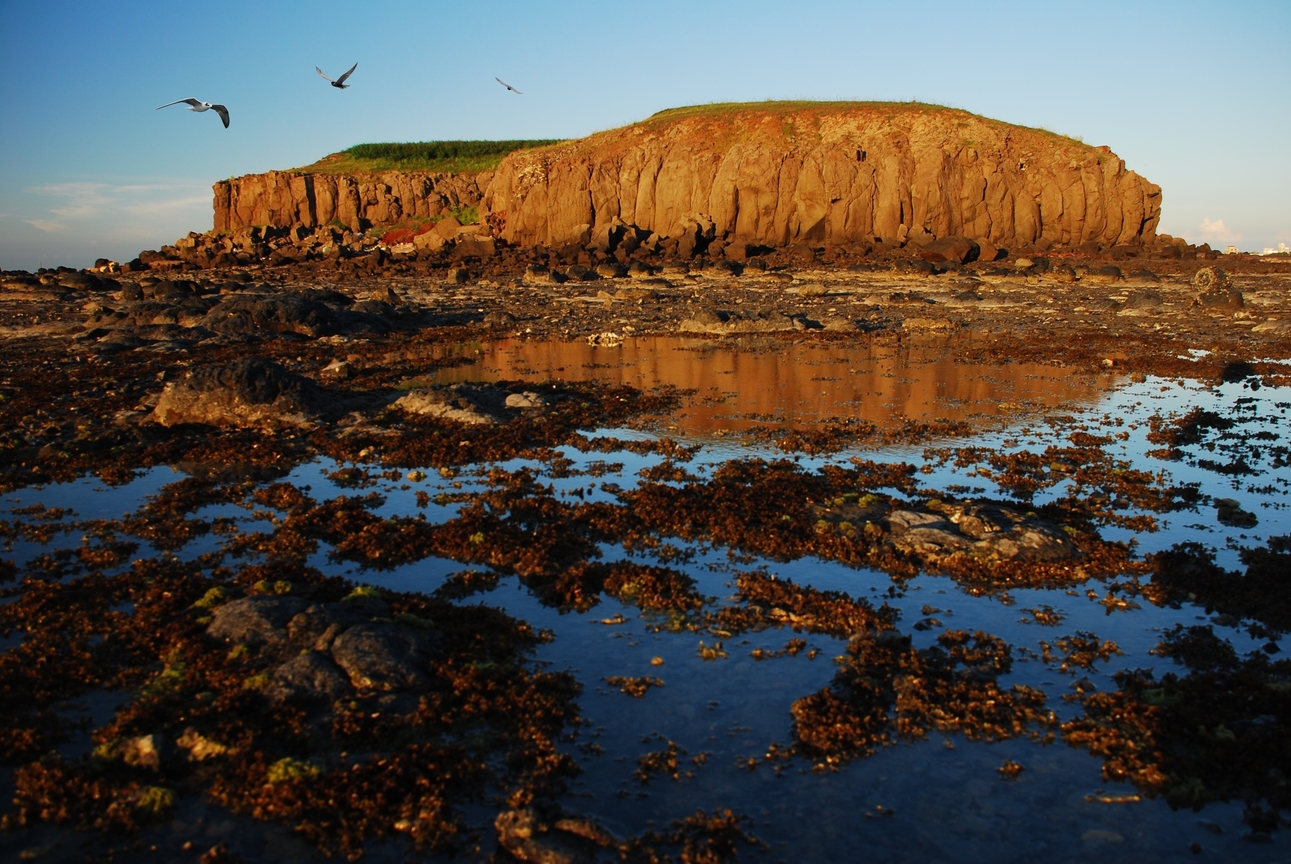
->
xmin=1225 ymin=245 xmax=1239 ymax=255
xmin=1259 ymin=242 xmax=1290 ymax=256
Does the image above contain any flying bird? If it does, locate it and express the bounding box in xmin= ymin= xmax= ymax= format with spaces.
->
xmin=155 ymin=98 xmax=229 ymax=128
xmin=494 ymin=76 xmax=522 ymax=94
xmin=316 ymin=62 xmax=358 ymax=89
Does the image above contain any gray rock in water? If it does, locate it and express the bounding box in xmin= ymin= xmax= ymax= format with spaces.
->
xmin=266 ymin=652 xmax=354 ymax=704
xmin=505 ymin=391 xmax=549 ymax=410
xmin=887 ymin=502 xmax=1077 ymax=563
xmin=153 ymin=357 xmax=330 ymax=429
xmin=893 ymin=526 xmax=972 ymax=555
xmin=886 ymin=510 xmax=951 ymax=533
xmin=394 ymin=383 xmax=509 ymax=425
xmin=331 ymin=622 xmax=439 ymax=691
xmin=208 ymin=595 xmax=310 ymax=646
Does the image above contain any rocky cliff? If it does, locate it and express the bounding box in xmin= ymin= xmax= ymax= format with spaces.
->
xmin=212 ymin=170 xmax=488 ymax=234
xmin=481 ymin=102 xmax=1161 ymax=251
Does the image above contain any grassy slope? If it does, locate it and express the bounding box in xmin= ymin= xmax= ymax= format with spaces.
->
xmin=289 ymin=102 xmax=1088 ymax=176
xmin=294 ymin=140 xmax=563 ymax=175
xmin=637 ymin=100 xmax=1084 ymax=147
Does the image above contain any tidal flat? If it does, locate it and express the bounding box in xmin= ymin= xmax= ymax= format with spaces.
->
xmin=1 ymin=261 xmax=1290 ymax=863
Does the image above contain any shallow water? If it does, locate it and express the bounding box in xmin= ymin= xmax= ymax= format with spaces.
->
xmin=3 ymin=342 xmax=1289 ymax=863
xmin=431 ymin=335 xmax=1120 ymax=434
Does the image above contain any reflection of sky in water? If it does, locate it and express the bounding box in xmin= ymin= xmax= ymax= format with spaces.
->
xmin=3 ymin=366 xmax=1288 ymax=862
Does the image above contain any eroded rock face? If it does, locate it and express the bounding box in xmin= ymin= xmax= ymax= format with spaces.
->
xmin=212 ymin=170 xmax=486 ymax=233
xmin=483 ymin=104 xmax=1161 ymax=251
xmin=153 ymin=357 xmax=330 ymax=429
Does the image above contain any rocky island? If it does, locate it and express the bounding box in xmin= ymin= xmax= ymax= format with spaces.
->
xmin=1 ymin=102 xmax=1290 ymax=863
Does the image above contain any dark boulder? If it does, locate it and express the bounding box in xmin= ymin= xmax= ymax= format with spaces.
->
xmin=208 ymin=596 xmax=310 ymax=646
xmin=153 ymin=357 xmax=331 ymax=428
xmin=201 ymin=294 xmax=338 ymax=337
xmin=330 ymin=622 xmax=439 ymax=691
xmin=265 ymin=652 xmax=354 ymax=703
xmin=918 ymin=236 xmax=980 ymax=265
xmin=152 ymin=280 xmax=196 ymax=300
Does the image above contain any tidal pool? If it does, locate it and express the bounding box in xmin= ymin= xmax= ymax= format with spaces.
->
xmin=430 ymin=335 xmax=1120 ymax=434
xmin=1 ymin=343 xmax=1288 ymax=863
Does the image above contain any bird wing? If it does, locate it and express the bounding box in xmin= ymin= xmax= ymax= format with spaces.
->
xmin=316 ymin=67 xmax=335 ymax=83
xmin=495 ymin=77 xmax=522 ymax=94
xmin=156 ymin=98 xmax=201 ymax=110
xmin=211 ymin=104 xmax=230 ymax=128
xmin=335 ymin=62 xmax=357 ymax=84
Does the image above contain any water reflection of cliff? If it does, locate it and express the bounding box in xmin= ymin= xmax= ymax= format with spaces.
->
xmin=433 ymin=337 xmax=1118 ymax=435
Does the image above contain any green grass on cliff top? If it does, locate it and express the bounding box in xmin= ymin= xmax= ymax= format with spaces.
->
xmin=640 ymin=100 xmax=1084 ymax=144
xmin=645 ymin=100 xmax=956 ymax=121
xmin=296 ymin=140 xmax=563 ymax=174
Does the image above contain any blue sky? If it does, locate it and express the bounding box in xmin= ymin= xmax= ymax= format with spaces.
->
xmin=1 ymin=0 xmax=1287 ymax=270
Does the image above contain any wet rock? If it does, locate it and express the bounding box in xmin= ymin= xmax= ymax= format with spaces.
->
xmin=208 ymin=595 xmax=310 ymax=646
xmin=286 ymin=602 xmax=374 ymax=648
xmin=494 ymin=808 xmax=619 ymax=864
xmin=893 ymin=526 xmax=972 ymax=556
xmin=1215 ymin=497 xmax=1258 ymax=528
xmin=153 ymin=357 xmax=331 ymax=429
xmin=887 ymin=510 xmax=950 ymax=532
xmin=505 ymin=391 xmax=549 ymax=410
xmin=120 ymin=734 xmax=172 ymax=771
xmin=330 ymin=622 xmax=438 ymax=691
xmin=887 ymin=503 xmax=1076 ymax=562
xmin=176 ymin=728 xmax=230 ymax=761
xmin=265 ymin=652 xmax=354 ymax=704
xmin=393 ymin=383 xmax=509 ymax=425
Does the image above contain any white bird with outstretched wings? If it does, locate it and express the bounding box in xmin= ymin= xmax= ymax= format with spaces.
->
xmin=155 ymin=98 xmax=229 ymax=128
